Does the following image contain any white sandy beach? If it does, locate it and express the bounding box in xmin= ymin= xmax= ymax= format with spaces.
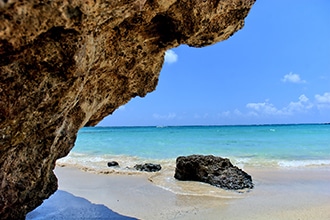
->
xmin=27 ymin=166 xmax=330 ymax=220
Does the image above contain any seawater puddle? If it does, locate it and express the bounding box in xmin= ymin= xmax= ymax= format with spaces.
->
xmin=148 ymin=169 xmax=250 ymax=199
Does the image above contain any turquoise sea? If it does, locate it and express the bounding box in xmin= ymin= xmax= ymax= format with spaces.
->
xmin=58 ymin=124 xmax=330 ymax=170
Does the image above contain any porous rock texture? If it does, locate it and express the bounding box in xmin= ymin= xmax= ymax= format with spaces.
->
xmin=134 ymin=163 xmax=162 ymax=172
xmin=0 ymin=0 xmax=255 ymax=218
xmin=174 ymin=155 xmax=254 ymax=190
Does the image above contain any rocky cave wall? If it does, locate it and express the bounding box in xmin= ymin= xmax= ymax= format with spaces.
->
xmin=0 ymin=0 xmax=255 ymax=219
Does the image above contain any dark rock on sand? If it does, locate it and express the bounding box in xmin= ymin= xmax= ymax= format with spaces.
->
xmin=107 ymin=161 xmax=119 ymax=167
xmin=134 ymin=163 xmax=162 ymax=172
xmin=174 ymin=155 xmax=253 ymax=190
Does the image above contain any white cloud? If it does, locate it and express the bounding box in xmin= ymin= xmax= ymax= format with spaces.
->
xmin=246 ymin=95 xmax=313 ymax=116
xmin=164 ymin=50 xmax=178 ymax=64
xmin=315 ymin=92 xmax=330 ymax=103
xmin=285 ymin=94 xmax=313 ymax=113
xmin=194 ymin=113 xmax=208 ymax=119
xmin=217 ymin=110 xmax=243 ymax=118
xmin=193 ymin=113 xmax=209 ymax=119
xmin=218 ymin=93 xmax=329 ymax=122
xmin=233 ymin=109 xmax=243 ymax=116
xmin=281 ymin=72 xmax=306 ymax=83
xmin=315 ymin=92 xmax=330 ymax=109
xmin=152 ymin=113 xmax=176 ymax=120
xmin=247 ymin=111 xmax=258 ymax=117
xmin=220 ymin=111 xmax=230 ymax=117
xmin=246 ymin=101 xmax=280 ymax=115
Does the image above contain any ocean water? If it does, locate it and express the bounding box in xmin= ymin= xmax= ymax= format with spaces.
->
xmin=57 ymin=124 xmax=330 ymax=196
xmin=59 ymin=124 xmax=330 ymax=168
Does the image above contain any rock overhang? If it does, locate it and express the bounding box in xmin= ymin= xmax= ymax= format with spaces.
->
xmin=0 ymin=0 xmax=256 ymax=218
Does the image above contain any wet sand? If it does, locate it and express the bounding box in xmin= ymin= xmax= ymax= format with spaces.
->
xmin=28 ymin=166 xmax=330 ymax=220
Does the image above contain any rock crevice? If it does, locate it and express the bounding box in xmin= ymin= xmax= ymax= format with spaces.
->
xmin=0 ymin=0 xmax=255 ymax=218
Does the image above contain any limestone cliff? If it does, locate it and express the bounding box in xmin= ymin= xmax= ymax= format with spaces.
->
xmin=0 ymin=0 xmax=255 ymax=218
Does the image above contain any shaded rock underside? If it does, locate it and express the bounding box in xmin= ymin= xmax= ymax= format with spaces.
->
xmin=0 ymin=0 xmax=255 ymax=219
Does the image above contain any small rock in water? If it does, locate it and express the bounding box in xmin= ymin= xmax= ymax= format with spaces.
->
xmin=107 ymin=161 xmax=119 ymax=167
xmin=174 ymin=155 xmax=253 ymax=190
xmin=134 ymin=163 xmax=162 ymax=172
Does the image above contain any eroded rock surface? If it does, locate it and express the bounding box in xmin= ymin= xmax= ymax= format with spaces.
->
xmin=0 ymin=0 xmax=255 ymax=218
xmin=174 ymin=155 xmax=253 ymax=190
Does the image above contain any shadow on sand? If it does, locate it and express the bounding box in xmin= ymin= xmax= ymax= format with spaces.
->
xmin=26 ymin=190 xmax=137 ymax=220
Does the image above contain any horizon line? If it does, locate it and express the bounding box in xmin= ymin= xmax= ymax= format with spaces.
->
xmin=92 ymin=122 xmax=329 ymax=128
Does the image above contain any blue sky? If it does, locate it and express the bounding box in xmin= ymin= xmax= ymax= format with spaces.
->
xmin=98 ymin=0 xmax=330 ymax=126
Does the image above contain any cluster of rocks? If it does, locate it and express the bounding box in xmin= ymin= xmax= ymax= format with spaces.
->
xmin=107 ymin=161 xmax=162 ymax=172
xmin=107 ymin=155 xmax=253 ymax=190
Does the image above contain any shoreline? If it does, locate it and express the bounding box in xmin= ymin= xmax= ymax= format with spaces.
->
xmin=27 ymin=165 xmax=330 ymax=219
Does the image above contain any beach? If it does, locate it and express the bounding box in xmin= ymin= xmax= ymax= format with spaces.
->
xmin=27 ymin=125 xmax=330 ymax=219
xmin=27 ymin=165 xmax=330 ymax=220
xmin=27 ymin=124 xmax=330 ymax=220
